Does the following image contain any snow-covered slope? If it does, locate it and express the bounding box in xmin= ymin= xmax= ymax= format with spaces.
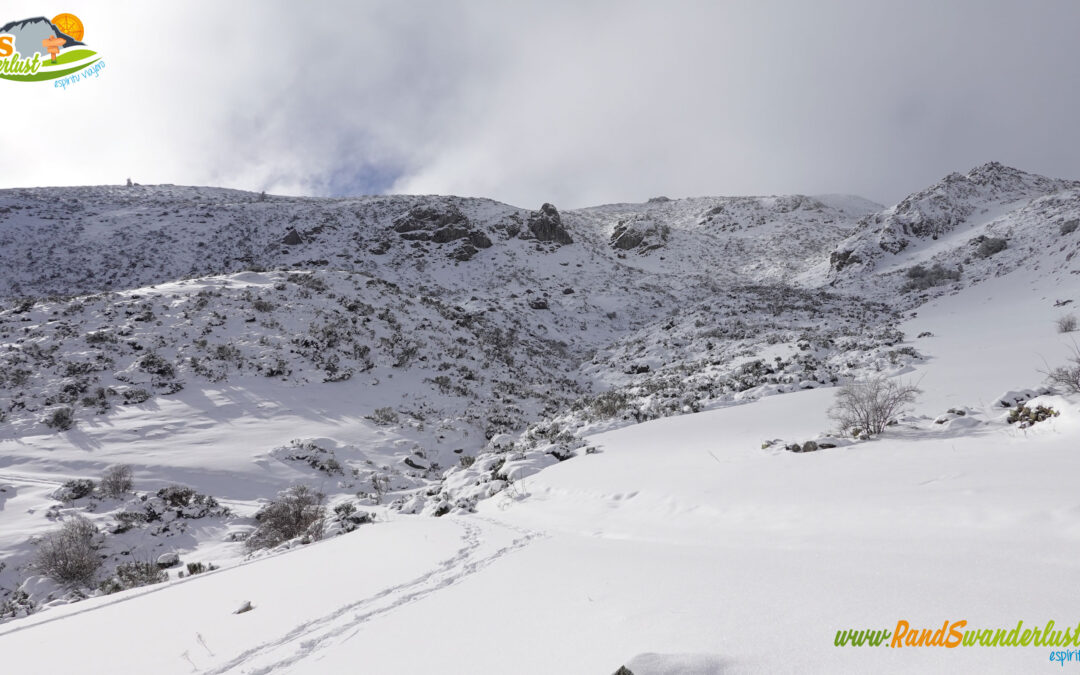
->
xmin=3 ymin=267 xmax=1080 ymax=673
xmin=822 ymin=162 xmax=1080 ymax=303
xmin=2 ymin=164 xmax=1080 ymax=673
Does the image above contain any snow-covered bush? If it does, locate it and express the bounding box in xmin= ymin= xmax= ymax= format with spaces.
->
xmin=44 ymin=406 xmax=74 ymax=431
xmin=99 ymin=560 xmax=167 ymax=594
xmin=1057 ymin=314 xmax=1077 ymax=334
xmin=973 ymin=236 xmax=1007 ymax=258
xmin=122 ymin=388 xmax=152 ymax=404
xmin=330 ymin=501 xmax=372 ymax=534
xmin=901 ymin=263 xmax=961 ymax=292
xmin=0 ymin=590 xmax=33 ymax=619
xmin=156 ymin=485 xmax=198 ymax=508
xmin=369 ymin=407 xmax=399 ymax=425
xmin=247 ymin=484 xmax=325 ymax=551
xmin=828 ymin=376 xmax=920 ymax=437
xmin=277 ymin=440 xmax=344 ymax=475
xmin=54 ymin=479 xmax=95 ymax=501
xmin=588 ymin=390 xmax=631 ymax=421
xmin=182 ymin=562 xmax=217 ymax=577
xmin=137 ymin=352 xmax=175 ymax=378
xmin=99 ymin=465 xmax=134 ymax=498
xmin=32 ymin=516 xmax=101 ymax=586
xmin=251 ymin=297 xmax=275 ymax=312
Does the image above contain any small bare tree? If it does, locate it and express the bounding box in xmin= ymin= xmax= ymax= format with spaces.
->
xmin=829 ymin=376 xmax=921 ymax=437
xmin=1044 ymin=343 xmax=1080 ymax=393
xmin=1057 ymin=314 xmax=1078 ymax=334
xmin=246 ymin=484 xmax=325 ymax=551
xmin=99 ymin=464 xmax=134 ymax=498
xmin=32 ymin=516 xmax=101 ymax=586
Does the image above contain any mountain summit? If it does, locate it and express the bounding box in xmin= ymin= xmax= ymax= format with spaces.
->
xmin=828 ymin=162 xmax=1080 ymax=274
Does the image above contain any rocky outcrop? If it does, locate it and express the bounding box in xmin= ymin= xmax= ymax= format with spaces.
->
xmin=393 ymin=205 xmax=469 ymax=234
xmin=526 ymin=203 xmax=573 ymax=244
xmin=610 ymin=215 xmax=669 ymax=253
xmin=282 ymin=229 xmax=304 ymax=246
xmin=829 ymin=162 xmax=1080 ymax=273
xmin=391 ymin=203 xmax=494 ymax=260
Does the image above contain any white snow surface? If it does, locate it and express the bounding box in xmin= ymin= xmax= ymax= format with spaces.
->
xmin=2 ymin=164 xmax=1080 ymax=673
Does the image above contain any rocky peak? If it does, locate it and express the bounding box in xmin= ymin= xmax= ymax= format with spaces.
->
xmin=526 ymin=203 xmax=573 ymax=244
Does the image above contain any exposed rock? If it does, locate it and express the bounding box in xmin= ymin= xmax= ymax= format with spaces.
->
xmin=528 ymin=297 xmax=550 ymax=310
xmin=611 ymin=215 xmax=669 ymax=252
xmin=469 ymin=231 xmax=493 ymax=249
xmin=451 ymin=244 xmax=479 ymax=262
xmin=829 ymin=249 xmax=860 ymax=271
xmin=156 ymin=552 xmax=180 ymax=568
xmin=393 ymin=205 xmax=468 ymax=233
xmin=282 ymin=229 xmax=303 ymax=246
xmin=612 ymin=226 xmax=646 ymax=250
xmin=526 ymin=203 xmax=573 ymax=244
xmin=391 ymin=203 xmax=493 ymax=257
xmin=432 ymin=227 xmax=471 ymax=243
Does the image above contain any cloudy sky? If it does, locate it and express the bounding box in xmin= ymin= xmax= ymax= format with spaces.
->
xmin=1 ymin=1 xmax=1078 ymax=207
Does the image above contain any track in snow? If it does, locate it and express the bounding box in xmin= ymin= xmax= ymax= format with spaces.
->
xmin=200 ymin=515 xmax=543 ymax=675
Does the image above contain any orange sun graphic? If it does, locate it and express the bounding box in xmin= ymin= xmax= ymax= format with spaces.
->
xmin=51 ymin=13 xmax=84 ymax=41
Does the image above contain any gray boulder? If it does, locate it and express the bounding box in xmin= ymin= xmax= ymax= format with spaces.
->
xmin=610 ymin=215 xmax=669 ymax=252
xmin=527 ymin=203 xmax=573 ymax=244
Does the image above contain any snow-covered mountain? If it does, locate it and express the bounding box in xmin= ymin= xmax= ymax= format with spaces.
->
xmin=825 ymin=162 xmax=1080 ymax=298
xmin=3 ymin=164 xmax=1080 ymax=674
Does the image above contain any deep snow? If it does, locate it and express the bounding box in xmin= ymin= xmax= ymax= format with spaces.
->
xmin=2 ymin=163 xmax=1080 ymax=673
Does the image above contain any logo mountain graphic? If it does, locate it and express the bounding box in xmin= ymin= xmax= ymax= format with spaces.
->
xmin=0 ymin=16 xmax=83 ymax=58
xmin=0 ymin=13 xmax=101 ymax=84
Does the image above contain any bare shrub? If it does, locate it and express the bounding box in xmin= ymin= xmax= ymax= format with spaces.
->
xmin=368 ymin=407 xmax=399 ymax=425
xmin=44 ymin=407 xmax=75 ymax=431
xmin=974 ymin=236 xmax=1007 ymax=258
xmin=901 ymin=263 xmax=961 ymax=292
xmin=100 ymin=465 xmax=134 ymax=498
xmin=99 ymin=559 xmax=167 ymax=594
xmin=1057 ymin=314 xmax=1077 ymax=334
xmin=32 ymin=516 xmax=101 ymax=586
xmin=1044 ymin=344 xmax=1080 ymax=393
xmin=588 ymin=390 xmax=631 ymax=421
xmin=246 ymin=484 xmax=325 ymax=551
xmin=829 ymin=376 xmax=921 ymax=437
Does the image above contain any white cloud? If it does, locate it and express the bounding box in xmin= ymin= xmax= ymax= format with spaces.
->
xmin=0 ymin=1 xmax=1077 ymax=207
